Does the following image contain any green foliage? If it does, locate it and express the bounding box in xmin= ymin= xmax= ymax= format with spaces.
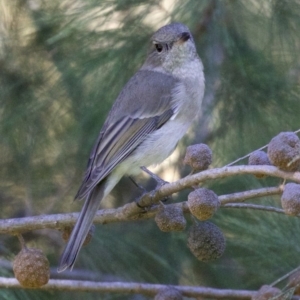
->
xmin=1 ymin=0 xmax=300 ymax=298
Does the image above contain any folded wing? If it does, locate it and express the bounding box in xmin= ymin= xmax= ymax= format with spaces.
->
xmin=75 ymin=70 xmax=180 ymax=200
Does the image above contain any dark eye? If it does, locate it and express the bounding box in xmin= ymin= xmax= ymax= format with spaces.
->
xmin=155 ymin=43 xmax=163 ymax=52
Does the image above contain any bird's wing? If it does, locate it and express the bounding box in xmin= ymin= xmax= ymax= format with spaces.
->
xmin=75 ymin=71 xmax=180 ymax=200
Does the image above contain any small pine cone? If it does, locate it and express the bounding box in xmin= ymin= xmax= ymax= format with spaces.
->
xmin=281 ymin=183 xmax=300 ymax=216
xmin=183 ymin=144 xmax=212 ymax=172
xmin=187 ymin=188 xmax=220 ymax=221
xmin=249 ymin=150 xmax=271 ymax=166
xmin=248 ymin=150 xmax=271 ymax=178
xmin=61 ymin=227 xmax=72 ymax=242
xmin=154 ymin=287 xmax=183 ymax=300
xmin=62 ymin=224 xmax=95 ymax=246
xmin=187 ymin=221 xmax=225 ymax=262
xmin=155 ymin=205 xmax=186 ymax=232
xmin=288 ymin=270 xmax=300 ymax=295
xmin=252 ymin=285 xmax=282 ymax=300
xmin=267 ymin=132 xmax=300 ymax=172
xmin=13 ymin=248 xmax=50 ymax=288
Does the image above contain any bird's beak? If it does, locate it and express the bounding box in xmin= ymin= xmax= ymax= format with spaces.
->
xmin=177 ymin=32 xmax=191 ymax=44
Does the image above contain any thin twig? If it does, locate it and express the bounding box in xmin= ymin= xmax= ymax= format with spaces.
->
xmin=17 ymin=234 xmax=26 ymax=249
xmin=225 ymin=144 xmax=269 ymax=167
xmin=271 ymin=265 xmax=300 ymax=287
xmin=219 ymin=187 xmax=281 ymax=204
xmin=222 ymin=203 xmax=287 ymax=215
xmin=194 ymin=0 xmax=217 ymax=38
xmin=226 ymin=128 xmax=300 ymax=167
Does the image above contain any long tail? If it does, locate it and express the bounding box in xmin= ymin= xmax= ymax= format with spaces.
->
xmin=58 ymin=181 xmax=106 ymax=272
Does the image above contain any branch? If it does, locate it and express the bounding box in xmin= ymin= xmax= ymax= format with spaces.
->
xmin=0 ymin=166 xmax=297 ymax=234
xmin=134 ymin=165 xmax=300 ymax=209
xmin=0 ymin=277 xmax=256 ymax=299
xmin=0 ymin=187 xmax=283 ymax=234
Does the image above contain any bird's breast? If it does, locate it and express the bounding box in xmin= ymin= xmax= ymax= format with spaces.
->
xmin=172 ymin=58 xmax=205 ymax=122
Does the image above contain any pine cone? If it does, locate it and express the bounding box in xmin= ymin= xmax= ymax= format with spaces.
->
xmin=13 ymin=247 xmax=50 ymax=288
xmin=187 ymin=188 xmax=220 ymax=221
xmin=183 ymin=144 xmax=212 ymax=172
xmin=187 ymin=221 xmax=225 ymax=262
xmin=62 ymin=224 xmax=95 ymax=246
xmin=267 ymin=132 xmax=300 ymax=172
xmin=248 ymin=150 xmax=271 ymax=178
xmin=155 ymin=204 xmax=186 ymax=232
xmin=281 ymin=183 xmax=300 ymax=216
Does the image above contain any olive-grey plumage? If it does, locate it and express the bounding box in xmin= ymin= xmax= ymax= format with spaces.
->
xmin=75 ymin=71 xmax=180 ymax=200
xmin=58 ymin=22 xmax=205 ymax=272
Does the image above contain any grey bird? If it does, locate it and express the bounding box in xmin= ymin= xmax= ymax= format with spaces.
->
xmin=58 ymin=22 xmax=205 ymax=272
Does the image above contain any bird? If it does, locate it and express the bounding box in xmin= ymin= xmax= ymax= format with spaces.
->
xmin=58 ymin=22 xmax=205 ymax=272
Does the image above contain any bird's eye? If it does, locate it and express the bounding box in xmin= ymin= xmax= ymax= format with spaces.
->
xmin=155 ymin=43 xmax=163 ymax=52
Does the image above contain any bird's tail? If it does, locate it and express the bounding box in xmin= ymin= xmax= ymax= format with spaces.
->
xmin=58 ymin=181 xmax=106 ymax=272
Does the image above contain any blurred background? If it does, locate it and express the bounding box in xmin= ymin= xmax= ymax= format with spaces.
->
xmin=1 ymin=0 xmax=300 ymax=299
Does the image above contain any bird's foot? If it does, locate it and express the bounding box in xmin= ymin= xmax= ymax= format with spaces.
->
xmin=140 ymin=166 xmax=168 ymax=186
xmin=140 ymin=166 xmax=171 ymax=203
